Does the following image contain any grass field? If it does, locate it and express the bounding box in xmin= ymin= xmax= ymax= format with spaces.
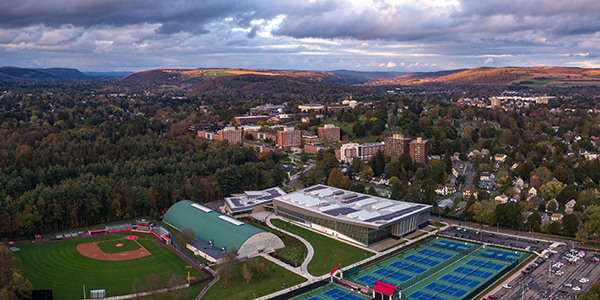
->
xmin=271 ymin=219 xmax=374 ymax=276
xmin=202 ymin=256 xmax=306 ymax=300
xmin=15 ymin=232 xmax=206 ymax=300
xmin=97 ymin=238 xmax=141 ymax=253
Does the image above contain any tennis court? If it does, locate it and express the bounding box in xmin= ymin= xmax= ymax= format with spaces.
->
xmin=418 ymin=249 xmax=454 ymax=260
xmin=408 ymin=290 xmax=453 ymax=300
xmin=423 ymin=282 xmax=469 ymax=298
xmin=403 ymin=254 xmax=443 ymax=267
xmin=355 ymin=275 xmax=396 ymax=286
xmin=290 ymin=284 xmax=371 ymax=300
xmin=451 ymin=266 xmax=494 ymax=280
xmin=438 ymin=274 xmax=481 ymax=289
xmin=345 ymin=238 xmax=528 ymax=300
xmin=389 ymin=261 xmax=428 ymax=274
xmin=478 ymin=248 xmax=521 ymax=262
xmin=373 ymin=268 xmax=414 ymax=282
xmin=465 ymin=259 xmax=505 ymax=271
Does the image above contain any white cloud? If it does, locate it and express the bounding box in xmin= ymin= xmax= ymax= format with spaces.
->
xmin=386 ymin=61 xmax=397 ymax=68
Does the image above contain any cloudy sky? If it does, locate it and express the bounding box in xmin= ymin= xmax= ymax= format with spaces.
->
xmin=1 ymin=0 xmax=600 ymax=72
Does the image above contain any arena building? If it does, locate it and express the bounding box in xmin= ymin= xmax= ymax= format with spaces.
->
xmin=163 ymin=200 xmax=284 ymax=263
xmin=272 ymin=185 xmax=431 ymax=246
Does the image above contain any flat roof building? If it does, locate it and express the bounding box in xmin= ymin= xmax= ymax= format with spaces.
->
xmin=384 ymin=134 xmax=411 ymax=158
xmin=318 ymin=124 xmax=341 ymax=141
xmin=272 ymin=185 xmax=431 ymax=246
xmin=224 ymin=187 xmax=286 ymax=216
xmin=163 ymin=200 xmax=284 ymax=263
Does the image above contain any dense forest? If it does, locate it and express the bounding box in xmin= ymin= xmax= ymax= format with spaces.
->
xmin=0 ymin=89 xmax=288 ymax=237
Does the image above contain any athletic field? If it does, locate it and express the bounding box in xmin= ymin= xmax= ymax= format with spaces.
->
xmin=14 ymin=232 xmax=205 ymax=300
xmin=346 ymin=238 xmax=530 ymax=300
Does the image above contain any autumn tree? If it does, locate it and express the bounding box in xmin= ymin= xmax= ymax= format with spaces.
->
xmin=0 ymin=244 xmax=32 ymax=300
xmin=241 ymin=263 xmax=253 ymax=284
xmin=327 ymin=167 xmax=351 ymax=190
xmin=145 ymin=274 xmax=162 ymax=299
xmin=167 ymin=273 xmax=187 ymax=300
xmin=361 ymin=166 xmax=374 ymax=182
xmin=132 ymin=278 xmax=145 ymax=300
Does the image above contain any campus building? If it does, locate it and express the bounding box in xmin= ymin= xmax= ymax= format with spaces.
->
xmin=410 ymin=137 xmax=429 ymax=164
xmin=163 ymin=200 xmax=284 ymax=263
xmin=318 ymin=124 xmax=341 ymax=141
xmin=224 ymin=187 xmax=286 ymax=216
xmin=276 ymin=127 xmax=301 ymax=149
xmin=384 ymin=134 xmax=411 ymax=158
xmin=272 ymin=185 xmax=431 ymax=246
xmin=197 ymin=126 xmax=242 ymax=144
xmin=339 ymin=142 xmax=385 ymax=163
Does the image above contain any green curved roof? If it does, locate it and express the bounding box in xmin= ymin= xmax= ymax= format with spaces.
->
xmin=163 ymin=200 xmax=264 ymax=252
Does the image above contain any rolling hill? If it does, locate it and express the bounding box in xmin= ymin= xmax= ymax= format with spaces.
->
xmin=365 ymin=67 xmax=600 ymax=87
xmin=0 ymin=67 xmax=87 ymax=80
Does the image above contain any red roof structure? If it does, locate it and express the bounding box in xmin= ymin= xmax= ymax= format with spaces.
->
xmin=373 ymin=280 xmax=396 ymax=296
xmin=330 ymin=266 xmax=339 ymax=275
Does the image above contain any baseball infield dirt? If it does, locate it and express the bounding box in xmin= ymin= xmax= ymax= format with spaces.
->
xmin=77 ymin=240 xmax=150 ymax=261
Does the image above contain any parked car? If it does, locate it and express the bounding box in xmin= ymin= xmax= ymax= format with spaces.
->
xmin=488 ymin=296 xmax=497 ymax=300
xmin=573 ymin=285 xmax=582 ymax=291
xmin=547 ymin=280 xmax=554 ymax=284
xmin=580 ymin=278 xmax=590 ymax=283
xmin=502 ymin=284 xmax=512 ymax=289
xmin=564 ymin=283 xmax=573 ymax=288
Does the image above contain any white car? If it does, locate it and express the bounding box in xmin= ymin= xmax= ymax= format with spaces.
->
xmin=502 ymin=284 xmax=512 ymax=289
xmin=580 ymin=278 xmax=589 ymax=283
xmin=564 ymin=283 xmax=573 ymax=288
xmin=573 ymin=285 xmax=582 ymax=291
xmin=556 ymin=271 xmax=564 ymax=276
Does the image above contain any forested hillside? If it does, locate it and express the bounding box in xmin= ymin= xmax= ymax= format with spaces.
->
xmin=0 ymin=91 xmax=287 ymax=237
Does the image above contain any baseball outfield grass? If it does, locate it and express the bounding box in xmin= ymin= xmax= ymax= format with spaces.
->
xmin=14 ymin=232 xmax=206 ymax=300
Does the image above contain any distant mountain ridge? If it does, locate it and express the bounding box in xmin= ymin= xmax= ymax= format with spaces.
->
xmin=365 ymin=66 xmax=600 ymax=87
xmin=0 ymin=67 xmax=87 ymax=80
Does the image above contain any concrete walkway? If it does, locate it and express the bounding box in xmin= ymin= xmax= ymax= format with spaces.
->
xmin=263 ymin=213 xmax=316 ymax=279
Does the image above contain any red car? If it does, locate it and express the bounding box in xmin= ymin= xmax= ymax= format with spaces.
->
xmin=488 ymin=296 xmax=497 ymax=300
xmin=521 ymin=270 xmax=530 ymax=274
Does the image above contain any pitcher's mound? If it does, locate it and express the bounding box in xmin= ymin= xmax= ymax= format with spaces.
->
xmin=116 ymin=243 xmax=124 ymax=247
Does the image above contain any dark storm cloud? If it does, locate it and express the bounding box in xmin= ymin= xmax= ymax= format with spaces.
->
xmin=0 ymin=0 xmax=276 ymax=32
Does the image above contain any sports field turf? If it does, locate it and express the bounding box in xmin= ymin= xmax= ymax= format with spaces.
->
xmin=271 ymin=219 xmax=374 ymax=276
xmin=97 ymin=238 xmax=141 ymax=253
xmin=15 ymin=233 xmax=206 ymax=300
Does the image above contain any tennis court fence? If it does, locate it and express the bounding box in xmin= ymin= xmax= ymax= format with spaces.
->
xmin=350 ymin=236 xmax=436 ymax=274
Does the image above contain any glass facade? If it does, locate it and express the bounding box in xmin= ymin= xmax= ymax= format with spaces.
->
xmin=277 ymin=206 xmax=394 ymax=245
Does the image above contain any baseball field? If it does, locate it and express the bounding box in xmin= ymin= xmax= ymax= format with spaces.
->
xmin=14 ymin=232 xmax=206 ymax=300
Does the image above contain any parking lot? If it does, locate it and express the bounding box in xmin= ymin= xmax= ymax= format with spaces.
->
xmin=493 ymin=246 xmax=600 ymax=299
xmin=441 ymin=227 xmax=546 ymax=252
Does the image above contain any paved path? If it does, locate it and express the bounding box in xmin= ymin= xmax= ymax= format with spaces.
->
xmin=263 ymin=213 xmax=316 ymax=279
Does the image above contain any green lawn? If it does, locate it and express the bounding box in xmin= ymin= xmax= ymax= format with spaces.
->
xmin=242 ymin=218 xmax=308 ymax=267
xmin=271 ymin=219 xmax=374 ymax=276
xmin=15 ymin=232 xmax=205 ymax=300
xmin=162 ymin=223 xmax=210 ymax=265
xmin=202 ymin=257 xmax=306 ymax=300
xmin=97 ymin=238 xmax=141 ymax=253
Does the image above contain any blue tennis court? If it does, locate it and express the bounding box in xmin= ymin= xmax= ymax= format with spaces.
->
xmin=452 ymin=266 xmax=493 ymax=279
xmin=308 ymin=297 xmax=325 ymax=300
xmin=465 ymin=259 xmax=505 ymax=271
xmin=389 ymin=260 xmax=428 ymax=274
xmin=408 ymin=290 xmax=452 ymax=300
xmin=373 ymin=268 xmax=414 ymax=283
xmin=322 ymin=288 xmax=365 ymax=300
xmin=439 ymin=274 xmax=482 ymax=289
xmin=418 ymin=249 xmax=454 ymax=260
xmin=403 ymin=255 xmax=443 ymax=267
xmin=478 ymin=249 xmax=521 ymax=262
xmin=424 ymin=282 xmax=469 ymax=298
xmin=430 ymin=240 xmax=472 ymax=253
xmin=355 ymin=275 xmax=397 ymax=287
